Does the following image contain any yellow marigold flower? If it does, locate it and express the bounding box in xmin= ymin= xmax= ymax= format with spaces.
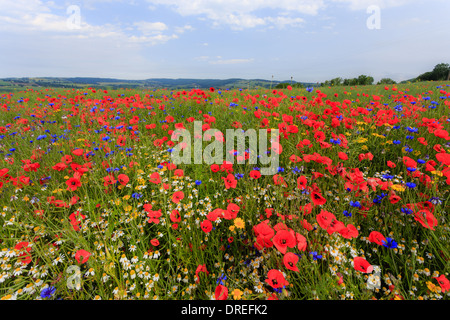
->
xmin=234 ymin=218 xmax=245 ymax=229
xmin=231 ymin=288 xmax=243 ymax=300
xmin=431 ymin=171 xmax=443 ymax=177
xmin=391 ymin=184 xmax=405 ymax=192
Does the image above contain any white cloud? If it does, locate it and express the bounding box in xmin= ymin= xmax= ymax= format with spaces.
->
xmin=133 ymin=21 xmax=168 ymax=34
xmin=145 ymin=0 xmax=420 ymax=29
xmin=329 ymin=0 xmax=415 ymax=10
xmin=210 ymin=58 xmax=254 ymax=65
xmin=146 ymin=0 xmax=324 ymax=29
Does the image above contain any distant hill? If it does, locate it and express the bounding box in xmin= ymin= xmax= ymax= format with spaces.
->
xmin=0 ymin=77 xmax=317 ymax=91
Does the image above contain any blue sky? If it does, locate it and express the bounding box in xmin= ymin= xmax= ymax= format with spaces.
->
xmin=0 ymin=0 xmax=449 ymax=83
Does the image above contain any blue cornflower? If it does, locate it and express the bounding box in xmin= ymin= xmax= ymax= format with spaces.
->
xmin=382 ymin=237 xmax=398 ymax=249
xmin=306 ymin=87 xmax=314 ymax=93
xmin=292 ymin=166 xmax=301 ymax=174
xmin=195 ymin=180 xmax=202 ymax=186
xmin=405 ymin=182 xmax=416 ymax=188
xmin=216 ymin=273 xmax=227 ymax=285
xmin=350 ymin=201 xmax=361 ymax=208
xmin=343 ymin=210 xmax=352 ymax=217
xmin=429 ymin=197 xmax=442 ymax=205
xmin=401 ymin=207 xmax=413 ymax=215
xmin=310 ymin=251 xmax=322 ymax=260
xmin=40 ymin=286 xmax=56 ymax=299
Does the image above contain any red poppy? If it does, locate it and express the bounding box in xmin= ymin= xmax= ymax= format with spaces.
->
xmin=311 ymin=191 xmax=326 ymax=206
xmin=273 ymin=229 xmax=296 ymax=254
xmin=314 ymin=131 xmax=325 ymax=141
xmin=283 ymin=252 xmax=299 ymax=272
xmin=301 ymin=219 xmax=313 ymax=231
xmin=253 ymin=221 xmax=274 ymax=249
xmin=339 ymin=224 xmax=359 ymax=239
xmin=295 ymin=233 xmax=307 ymax=251
xmin=434 ymin=274 xmax=450 ymax=293
xmin=103 ymin=175 xmax=116 ymax=187
xmin=15 ymin=242 xmax=32 ymax=265
xmin=117 ymin=135 xmax=126 ymax=146
xmin=172 ymin=191 xmax=184 ymax=203
xmin=265 ymin=269 xmax=289 ymax=289
xmin=222 ymin=173 xmax=237 ymax=189
xmin=316 ymin=210 xmax=336 ymax=230
xmin=149 ymin=172 xmax=161 ymax=184
xmin=201 ymin=220 xmax=213 ymax=233
xmin=436 ymin=152 xmax=450 ymax=166
xmin=403 ymin=156 xmax=417 ymax=168
xmin=61 ymin=155 xmax=73 ymax=164
xmin=117 ymin=174 xmax=129 ymax=186
xmin=273 ymin=174 xmax=287 ymax=187
xmin=215 ymin=284 xmax=228 ymax=300
xmin=66 ymin=176 xmax=81 ymax=191
xmin=326 ymin=219 xmax=346 ymax=235
xmin=249 ymin=170 xmax=261 ymax=179
xmin=353 ymin=257 xmax=373 ymax=273
xmin=389 ymin=193 xmax=401 ymax=204
xmin=414 ymin=209 xmax=438 ymax=230
xmin=299 ymin=203 xmax=312 ymax=215
xmin=207 ymin=208 xmax=224 ymax=222
xmin=170 ymin=209 xmax=181 ymax=222
xmin=418 ymin=137 xmax=428 ymax=145
xmin=147 ymin=209 xmax=162 ymax=224
xmin=387 ymin=160 xmax=396 ymax=168
xmin=297 ymin=175 xmax=307 ymax=190
xmin=195 ymin=264 xmax=209 ymax=283
xmin=72 ymin=148 xmax=84 ymax=156
xmin=338 ymin=152 xmax=348 ymax=160
xmin=289 ymin=154 xmax=302 ymax=163
xmin=210 ymin=164 xmax=220 ymax=172
xmin=220 ymin=161 xmax=234 ymax=173
xmin=150 ymin=238 xmax=159 ymax=246
xmin=368 ymin=231 xmax=386 ymax=245
xmin=69 ymin=211 xmax=86 ymax=231
xmin=174 ymin=169 xmax=184 ymax=177
xmin=359 ymin=152 xmax=373 ymax=161
xmin=271 ymin=141 xmax=283 ymax=155
xmin=226 ymin=203 xmax=240 ymax=219
xmin=75 ymin=249 xmax=91 ymax=264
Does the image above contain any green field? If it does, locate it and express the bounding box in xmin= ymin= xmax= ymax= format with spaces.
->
xmin=0 ymin=81 xmax=449 ymax=301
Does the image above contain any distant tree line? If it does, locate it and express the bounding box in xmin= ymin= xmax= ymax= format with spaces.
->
xmin=416 ymin=63 xmax=450 ymax=82
xmin=320 ymin=75 xmax=382 ymax=87
xmin=275 ymin=82 xmax=304 ymax=89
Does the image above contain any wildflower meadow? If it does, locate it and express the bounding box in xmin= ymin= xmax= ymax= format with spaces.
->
xmin=0 ymin=81 xmax=449 ymax=301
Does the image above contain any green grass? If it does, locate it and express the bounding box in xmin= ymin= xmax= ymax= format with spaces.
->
xmin=0 ymin=81 xmax=449 ymax=300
